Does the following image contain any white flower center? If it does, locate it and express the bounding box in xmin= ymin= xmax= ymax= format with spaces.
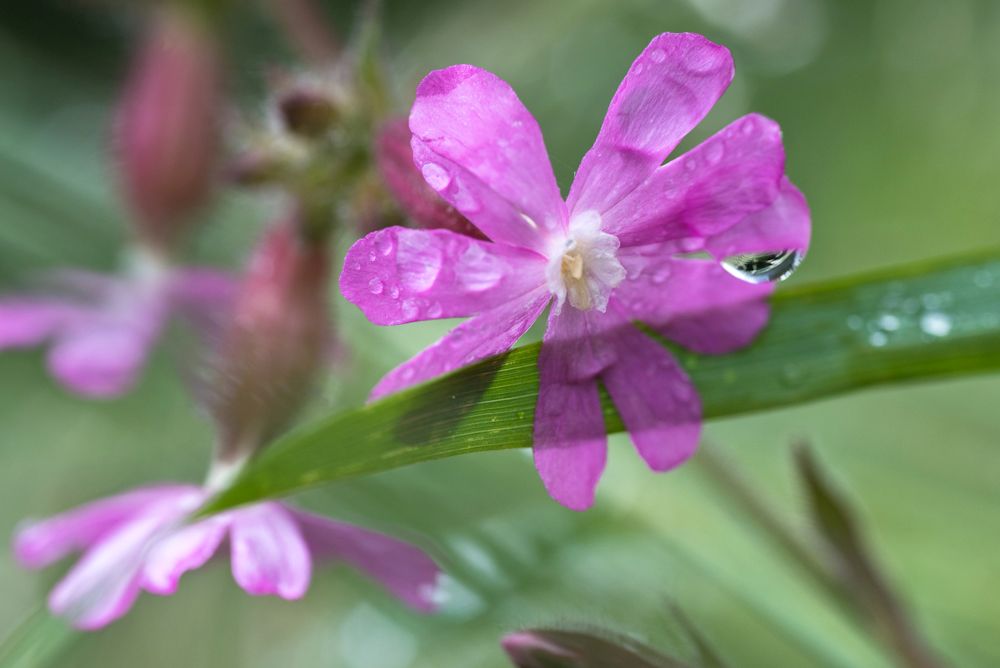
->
xmin=545 ymin=211 xmax=626 ymax=313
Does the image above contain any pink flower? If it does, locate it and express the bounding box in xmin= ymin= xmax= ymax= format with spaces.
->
xmin=13 ymin=484 xmax=440 ymax=630
xmin=341 ymin=33 xmax=811 ymax=509
xmin=0 ymin=255 xmax=236 ymax=398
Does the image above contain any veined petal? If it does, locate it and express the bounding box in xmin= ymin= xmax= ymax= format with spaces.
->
xmin=532 ymin=375 xmax=607 ymax=511
xmin=341 ymin=227 xmax=546 ymax=325
xmin=370 ymin=288 xmax=550 ymax=400
xmin=292 ymin=509 xmax=440 ymax=612
xmin=141 ymin=516 xmax=228 ymax=595
xmin=601 ymin=324 xmax=701 ymax=472
xmin=0 ymin=299 xmax=81 ymax=349
xmin=540 ymin=303 xmax=621 ymax=383
xmin=568 ymin=33 xmax=734 ymax=217
xmin=603 ymin=114 xmax=786 ymax=247
xmin=230 ymin=503 xmax=311 ymax=600
xmin=410 ymin=65 xmax=565 ymax=250
xmin=13 ymin=485 xmax=198 ymax=569
xmin=704 ymin=177 xmax=811 ymax=259
xmin=47 ymin=490 xmax=199 ymax=630
xmin=614 ymin=254 xmax=773 ymax=354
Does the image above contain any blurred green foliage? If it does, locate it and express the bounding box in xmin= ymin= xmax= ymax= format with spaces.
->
xmin=1 ymin=1 xmax=998 ymax=666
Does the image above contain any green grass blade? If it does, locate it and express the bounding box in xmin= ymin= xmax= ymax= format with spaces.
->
xmin=202 ymin=252 xmax=1000 ymax=514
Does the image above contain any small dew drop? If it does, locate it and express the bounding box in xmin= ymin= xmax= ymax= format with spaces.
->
xmin=421 ymin=163 xmax=451 ymax=191
xmin=389 ymin=285 xmax=400 ymax=299
xmin=368 ymin=277 xmax=384 ymax=295
xmin=352 ymin=261 xmax=361 ymax=271
xmin=920 ymin=312 xmax=952 ymax=337
xmin=781 ymin=364 xmax=804 ymax=386
xmin=651 ymin=267 xmax=670 ymax=284
xmin=401 ymin=298 xmax=419 ymax=320
xmin=741 ymin=116 xmax=756 ymax=135
xmin=721 ymin=250 xmax=802 ymax=284
xmin=847 ymin=315 xmax=864 ymax=331
xmin=868 ymin=331 xmax=888 ymax=347
xmin=684 ymin=157 xmax=699 ymax=173
xmin=426 ymin=302 xmax=443 ymax=318
xmin=877 ymin=314 xmax=900 ymax=331
xmin=649 ymin=48 xmax=666 ymax=63
xmin=705 ymin=141 xmax=725 ymax=165
xmin=375 ymin=235 xmax=395 ymax=256
xmin=368 ymin=251 xmax=377 ymax=262
xmin=633 ymin=63 xmax=645 ymax=75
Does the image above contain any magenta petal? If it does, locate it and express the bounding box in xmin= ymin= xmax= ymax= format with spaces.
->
xmin=370 ymin=288 xmax=550 ymax=400
xmin=291 ymin=509 xmax=440 ymax=612
xmin=0 ymin=299 xmax=80 ymax=349
xmin=410 ymin=65 xmax=565 ymax=250
xmin=141 ymin=516 xmax=228 ymax=595
xmin=603 ymin=114 xmax=786 ymax=247
xmin=532 ymin=374 xmax=607 ymax=511
xmin=614 ymin=254 xmax=774 ymax=354
xmin=601 ymin=325 xmax=701 ymax=472
xmin=540 ymin=306 xmax=620 ymax=383
xmin=47 ymin=490 xmax=198 ymax=630
xmin=567 ymin=33 xmax=734 ymax=217
xmin=13 ymin=485 xmax=198 ymax=569
xmin=230 ymin=503 xmax=311 ymax=600
xmin=341 ymin=227 xmax=547 ymax=325
xmin=705 ymin=177 xmax=811 ymax=259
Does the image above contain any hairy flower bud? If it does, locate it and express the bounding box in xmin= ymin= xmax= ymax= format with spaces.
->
xmin=209 ymin=212 xmax=330 ymax=465
xmin=375 ymin=117 xmax=484 ymax=239
xmin=117 ymin=5 xmax=222 ymax=251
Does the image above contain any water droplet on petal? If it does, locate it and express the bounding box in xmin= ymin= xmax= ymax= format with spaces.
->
xmin=705 ymin=140 xmax=725 ymax=165
xmin=375 ymin=235 xmax=395 ymax=256
xmin=684 ymin=157 xmax=699 ymax=173
xmin=368 ymin=277 xmax=384 ymax=295
xmin=427 ymin=302 xmax=443 ymax=318
xmin=368 ymin=251 xmax=377 ymax=262
xmin=389 ymin=285 xmax=400 ymax=299
xmin=421 ymin=163 xmax=451 ymax=191
xmin=721 ymin=250 xmax=803 ymax=284
xmin=633 ymin=63 xmax=645 ymax=75
xmin=651 ymin=267 xmax=670 ymax=284
xmin=649 ymin=48 xmax=666 ymax=63
xmin=741 ymin=116 xmax=756 ymax=135
xmin=401 ymin=298 xmax=419 ymax=320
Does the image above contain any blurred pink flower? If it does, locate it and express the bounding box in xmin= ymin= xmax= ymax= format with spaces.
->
xmin=0 ymin=256 xmax=236 ymax=398
xmin=341 ymin=33 xmax=811 ymax=509
xmin=13 ymin=485 xmax=440 ymax=630
xmin=117 ymin=4 xmax=223 ymax=251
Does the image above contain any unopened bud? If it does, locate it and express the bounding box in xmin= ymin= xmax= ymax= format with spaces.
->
xmin=117 ymin=5 xmax=223 ymax=251
xmin=209 ymin=211 xmax=330 ymax=463
xmin=375 ymin=117 xmax=484 ymax=239
xmin=277 ymin=88 xmax=337 ymax=138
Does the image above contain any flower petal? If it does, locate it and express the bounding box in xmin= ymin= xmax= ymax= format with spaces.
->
xmin=704 ymin=177 xmax=811 ymax=259
xmin=45 ymin=287 xmax=169 ymax=398
xmin=47 ymin=489 xmax=199 ymax=630
xmin=291 ymin=509 xmax=440 ymax=612
xmin=169 ymin=267 xmax=239 ymax=337
xmin=230 ymin=503 xmax=311 ymax=600
xmin=13 ymin=485 xmax=198 ymax=569
xmin=532 ymin=375 xmax=607 ymax=511
xmin=0 ymin=299 xmax=81 ymax=349
xmin=141 ymin=516 xmax=228 ymax=595
xmin=370 ymin=288 xmax=550 ymax=400
xmin=341 ymin=226 xmax=547 ymax=325
xmin=614 ymin=254 xmax=774 ymax=354
xmin=567 ymin=33 xmax=734 ymax=217
xmin=410 ymin=65 xmax=565 ymax=250
xmin=602 ymin=114 xmax=786 ymax=247
xmin=601 ymin=324 xmax=701 ymax=472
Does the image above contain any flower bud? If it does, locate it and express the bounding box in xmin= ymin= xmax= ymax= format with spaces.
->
xmin=209 ymin=211 xmax=330 ymax=463
xmin=117 ymin=5 xmax=223 ymax=251
xmin=277 ymin=87 xmax=338 ymax=138
xmin=374 ymin=117 xmax=484 ymax=239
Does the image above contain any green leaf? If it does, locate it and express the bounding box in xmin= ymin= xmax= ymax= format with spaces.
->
xmin=201 ymin=251 xmax=1000 ymax=514
xmin=0 ymin=606 xmax=75 ymax=668
xmin=501 ymin=627 xmax=690 ymax=668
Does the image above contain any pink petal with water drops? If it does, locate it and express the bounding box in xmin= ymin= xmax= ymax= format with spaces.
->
xmin=614 ymin=255 xmax=773 ymax=354
xmin=0 ymin=299 xmax=82 ymax=349
xmin=540 ymin=304 xmax=621 ymax=383
xmin=341 ymin=226 xmax=547 ymax=325
xmin=410 ymin=65 xmax=566 ymax=250
xmin=13 ymin=485 xmax=198 ymax=569
xmin=230 ymin=502 xmax=311 ymax=600
xmin=370 ymin=287 xmax=550 ymax=400
xmin=567 ymin=33 xmax=734 ymax=217
xmin=601 ymin=324 xmax=701 ymax=472
xmin=602 ymin=114 xmax=786 ymax=247
xmin=142 ymin=515 xmax=228 ymax=595
xmin=705 ymin=177 xmax=811 ymax=259
xmin=293 ymin=509 xmax=440 ymax=612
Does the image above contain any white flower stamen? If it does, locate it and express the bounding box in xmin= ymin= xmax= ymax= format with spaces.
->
xmin=546 ymin=211 xmax=626 ymax=313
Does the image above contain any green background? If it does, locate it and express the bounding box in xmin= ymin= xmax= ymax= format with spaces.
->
xmin=0 ymin=0 xmax=998 ymax=666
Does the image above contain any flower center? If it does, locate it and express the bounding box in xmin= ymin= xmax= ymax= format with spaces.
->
xmin=546 ymin=211 xmax=626 ymax=313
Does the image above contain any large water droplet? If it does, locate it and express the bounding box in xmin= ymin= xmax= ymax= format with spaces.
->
xmin=649 ymin=48 xmax=666 ymax=64
xmin=421 ymin=163 xmax=451 ymax=191
xmin=721 ymin=250 xmax=802 ymax=284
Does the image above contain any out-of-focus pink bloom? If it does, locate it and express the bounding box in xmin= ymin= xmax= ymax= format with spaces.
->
xmin=375 ymin=117 xmax=484 ymax=239
xmin=342 ymin=33 xmax=811 ymax=509
xmin=0 ymin=255 xmax=236 ymax=398
xmin=13 ymin=484 xmax=440 ymax=630
xmin=117 ymin=5 xmax=222 ymax=250
xmin=207 ymin=215 xmax=331 ymax=462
